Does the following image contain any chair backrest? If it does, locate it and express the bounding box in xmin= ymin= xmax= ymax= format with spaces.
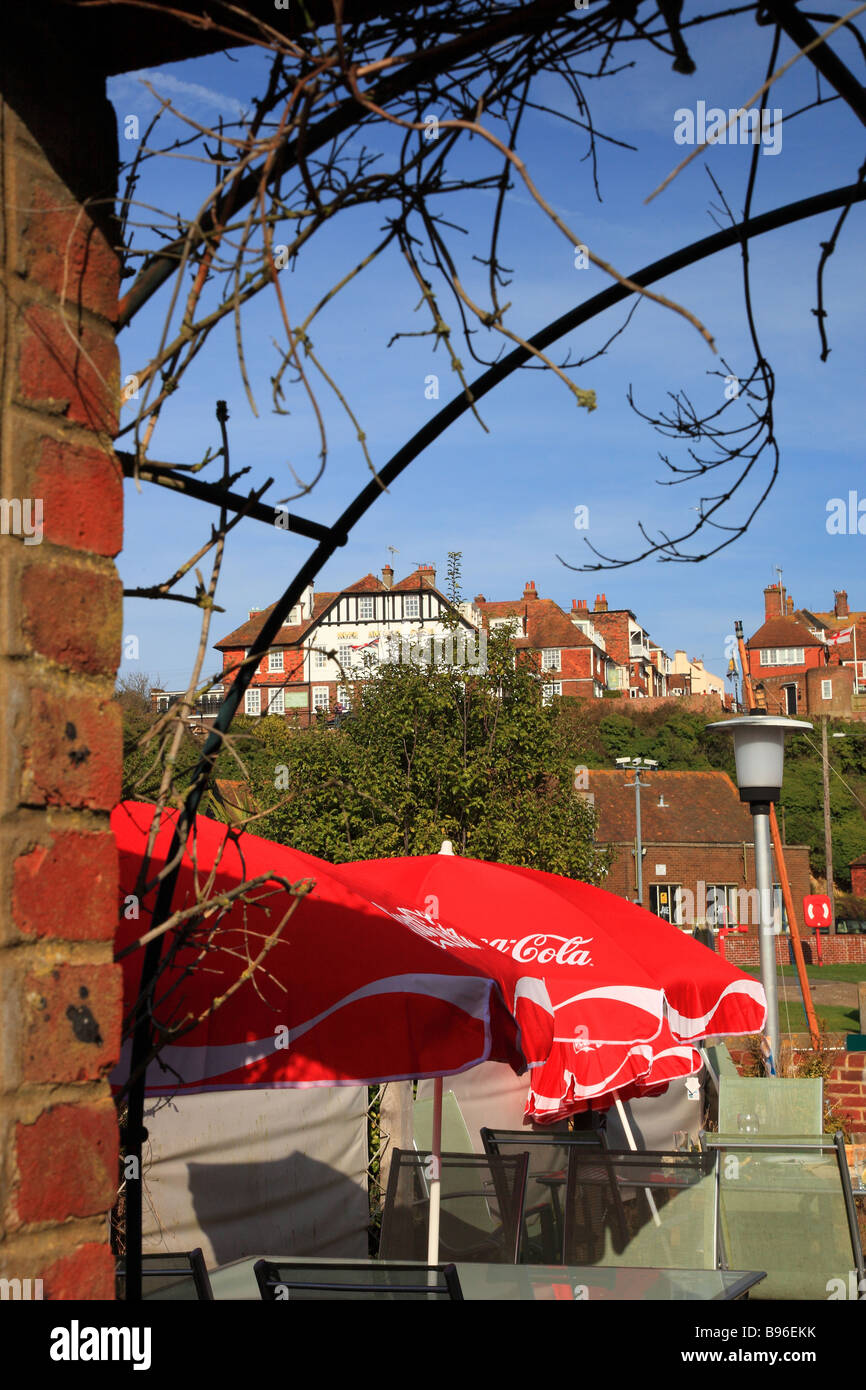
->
xmin=117 ymin=1247 xmax=214 ymax=1301
xmin=481 ymin=1128 xmax=606 ymax=1263
xmin=254 ymin=1259 xmax=463 ymax=1300
xmin=719 ymin=1076 xmax=823 ymax=1136
xmin=379 ymin=1148 xmax=528 ymax=1264
xmin=706 ymin=1132 xmax=865 ymax=1300
xmin=562 ymin=1148 xmax=720 ymax=1270
xmin=413 ymin=1091 xmax=474 ymax=1154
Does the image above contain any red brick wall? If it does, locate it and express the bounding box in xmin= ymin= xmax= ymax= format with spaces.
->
xmin=827 ymin=1054 xmax=866 ymax=1136
xmin=604 ymin=842 xmax=812 ymax=920
xmin=724 ymin=933 xmax=866 ymax=966
xmin=629 ymin=693 xmax=726 ymax=716
xmin=1 ymin=39 xmax=121 ymax=1298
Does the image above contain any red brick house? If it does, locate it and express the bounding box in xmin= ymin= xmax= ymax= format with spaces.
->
xmin=588 ymin=769 xmax=811 ymax=930
xmin=745 ymin=582 xmax=866 ymax=718
xmin=214 ymin=564 xmax=480 ymax=724
xmin=745 ymin=583 xmax=826 ymax=715
xmin=585 ymin=594 xmax=667 ymax=697
xmin=851 ymin=853 xmax=866 ymax=899
xmin=474 ymin=582 xmax=613 ymax=699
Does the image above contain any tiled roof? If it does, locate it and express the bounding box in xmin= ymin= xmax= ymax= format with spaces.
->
xmin=215 ymin=592 xmax=337 ymax=650
xmin=392 ymin=568 xmax=439 ymax=591
xmin=746 ymin=615 xmax=823 ymax=649
xmin=344 ymin=573 xmax=385 ymax=593
xmin=523 ymin=602 xmax=592 ymax=651
xmin=588 ymin=769 xmax=754 ymax=843
xmin=478 ymin=597 xmax=592 ymax=649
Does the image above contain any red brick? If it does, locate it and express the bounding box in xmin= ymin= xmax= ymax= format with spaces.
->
xmin=15 ymin=1104 xmax=117 ymax=1225
xmin=21 ymin=562 xmax=121 ymax=675
xmin=17 ymin=305 xmax=117 ymax=433
xmin=21 ymin=963 xmax=121 ymax=1083
xmin=20 ymin=689 xmax=121 ymax=810
xmin=21 ymin=184 xmax=118 ymax=323
xmin=40 ymin=1242 xmax=115 ymax=1301
xmin=828 ymin=1082 xmax=865 ymax=1096
xmin=13 ymin=831 xmax=118 ymax=941
xmin=32 ymin=438 xmax=123 ymax=557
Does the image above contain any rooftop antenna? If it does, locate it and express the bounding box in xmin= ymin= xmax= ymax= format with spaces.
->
xmin=387 ymin=545 xmax=399 ymax=561
xmin=774 ymin=565 xmax=784 ymax=611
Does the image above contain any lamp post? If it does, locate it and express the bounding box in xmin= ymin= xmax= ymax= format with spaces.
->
xmin=707 ymin=713 xmax=812 ymax=1068
xmin=615 ymin=756 xmax=657 ymax=907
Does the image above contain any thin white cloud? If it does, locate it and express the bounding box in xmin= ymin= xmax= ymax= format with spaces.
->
xmin=110 ymin=69 xmax=246 ymax=120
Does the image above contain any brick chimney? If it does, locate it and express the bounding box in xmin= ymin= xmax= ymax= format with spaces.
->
xmin=834 ymin=589 xmax=849 ymax=618
xmin=786 ymin=595 xmax=794 ymax=615
xmin=249 ymin=606 xmax=262 ymax=618
xmin=474 ymin=593 xmax=486 ymax=604
xmin=523 ymin=580 xmax=538 ymax=601
xmin=573 ymin=598 xmax=589 ymax=612
xmin=594 ymin=593 xmax=608 ymax=613
xmin=382 ymin=565 xmax=393 ymax=588
xmin=763 ymin=582 xmax=785 ymax=620
xmin=417 ymin=563 xmax=436 ymax=586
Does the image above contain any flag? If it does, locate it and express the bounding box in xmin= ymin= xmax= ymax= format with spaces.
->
xmin=825 ymin=626 xmax=854 ymax=646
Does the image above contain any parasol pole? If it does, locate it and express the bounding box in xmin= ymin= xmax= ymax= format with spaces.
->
xmin=425 ymin=837 xmax=453 ymax=1268
xmin=426 ymin=1076 xmax=443 ymax=1266
xmin=614 ymin=1094 xmax=662 ymax=1227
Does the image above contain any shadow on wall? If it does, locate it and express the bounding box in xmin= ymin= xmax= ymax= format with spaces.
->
xmin=187 ymin=1151 xmax=368 ymax=1268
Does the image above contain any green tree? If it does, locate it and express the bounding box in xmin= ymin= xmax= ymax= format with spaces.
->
xmin=248 ymin=625 xmax=609 ymax=880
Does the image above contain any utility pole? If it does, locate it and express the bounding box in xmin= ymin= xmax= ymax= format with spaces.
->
xmin=822 ymin=716 xmax=835 ymax=930
xmin=616 ymin=757 xmax=656 ymax=907
xmin=634 ymin=770 xmax=643 ymax=906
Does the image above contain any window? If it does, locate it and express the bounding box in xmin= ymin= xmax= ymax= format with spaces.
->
xmin=338 ymin=642 xmax=354 ymax=672
xmin=650 ymin=883 xmax=684 ymax=925
xmin=359 ymin=596 xmax=374 ymax=620
xmin=244 ymin=687 xmax=261 ymax=716
xmin=313 ymin=645 xmax=328 ymax=670
xmin=312 ymin=687 xmax=330 ymax=712
xmin=268 ymin=687 xmax=285 ymax=715
xmin=336 ymin=686 xmax=351 ymax=710
xmin=760 ymin=647 xmax=804 ymax=666
xmin=404 ymin=595 xmax=420 ymax=618
xmin=489 ymin=615 xmax=524 ymax=636
xmin=541 ymin=649 xmax=560 ymax=671
xmin=542 ymin=681 xmax=561 ymax=705
xmin=268 ymin=650 xmax=283 ymax=672
xmin=821 ymin=679 xmax=833 ymax=700
xmin=706 ymin=884 xmax=737 ymax=928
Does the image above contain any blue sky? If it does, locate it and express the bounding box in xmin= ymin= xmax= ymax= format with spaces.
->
xmin=108 ymin=9 xmax=866 ymax=693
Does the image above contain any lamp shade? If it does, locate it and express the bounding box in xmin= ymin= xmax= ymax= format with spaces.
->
xmin=707 ymin=715 xmax=811 ymax=805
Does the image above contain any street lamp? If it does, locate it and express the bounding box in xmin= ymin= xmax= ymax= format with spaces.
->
xmin=707 ymin=713 xmax=812 ymax=1068
xmin=615 ymin=756 xmax=657 ymax=907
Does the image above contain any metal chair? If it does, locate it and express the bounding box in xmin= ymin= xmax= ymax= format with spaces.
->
xmin=379 ymin=1148 xmax=528 ymax=1264
xmin=717 ymin=1075 xmax=823 ymax=1139
xmin=703 ymin=1131 xmax=865 ymax=1300
xmin=254 ymin=1258 xmax=463 ymax=1300
xmin=116 ymin=1247 xmax=214 ymax=1300
xmin=481 ymin=1126 xmax=606 ymax=1263
xmin=562 ymin=1148 xmax=720 ymax=1270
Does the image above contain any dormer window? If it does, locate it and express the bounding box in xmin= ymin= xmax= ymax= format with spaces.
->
xmin=359 ymin=596 xmax=374 ymax=620
xmin=405 ymin=595 xmax=420 ymax=619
